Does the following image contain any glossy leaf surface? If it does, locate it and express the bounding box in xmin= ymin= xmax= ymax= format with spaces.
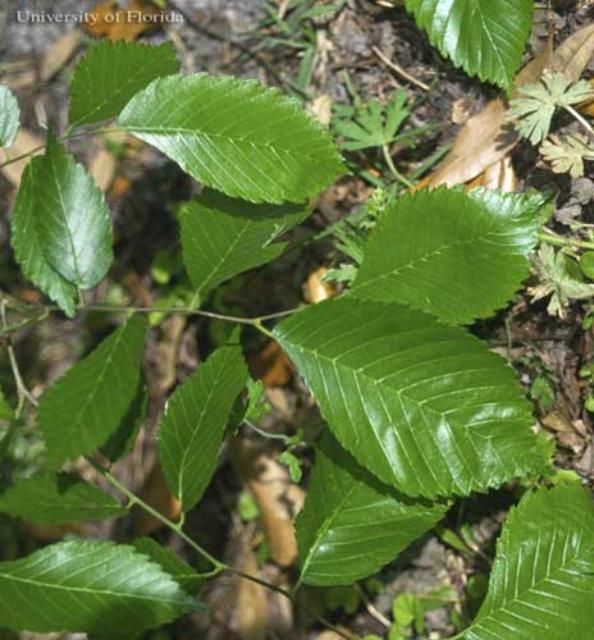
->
xmin=180 ymin=191 xmax=309 ymax=302
xmin=405 ymin=0 xmax=533 ymax=90
xmin=275 ymin=298 xmax=548 ymax=499
xmin=118 ymin=74 xmax=344 ymax=203
xmin=461 ymin=482 xmax=594 ymax=639
xmin=0 ymin=541 xmax=196 ymax=638
xmin=69 ymin=41 xmax=180 ymax=127
xmin=297 ymin=434 xmax=448 ymax=585
xmin=352 ymin=188 xmax=545 ymax=325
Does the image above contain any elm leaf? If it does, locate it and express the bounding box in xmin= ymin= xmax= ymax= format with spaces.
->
xmin=0 ymin=473 xmax=125 ymax=524
xmin=133 ymin=537 xmax=206 ymax=595
xmin=352 ymin=187 xmax=546 ymax=325
xmin=69 ymin=41 xmax=180 ymax=128
xmin=460 ymin=482 xmax=594 ymax=639
xmin=118 ymin=74 xmax=344 ymax=203
xmin=297 ymin=434 xmax=447 ymax=586
xmin=0 ymin=541 xmax=197 ymax=639
xmin=405 ymin=0 xmax=533 ymax=90
xmin=274 ymin=298 xmax=549 ymax=499
xmin=10 ymin=135 xmax=113 ymax=315
xmin=180 ymin=190 xmax=309 ymax=303
xmin=158 ymin=343 xmax=248 ymax=511
xmin=37 ymin=315 xmax=147 ymax=467
xmin=0 ymin=84 xmax=20 ymax=147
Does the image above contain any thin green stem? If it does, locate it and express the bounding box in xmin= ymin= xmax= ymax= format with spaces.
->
xmin=93 ymin=460 xmax=356 ymax=639
xmin=382 ymin=144 xmax=414 ymax=189
xmin=0 ymin=126 xmax=127 ymax=170
xmin=538 ymin=229 xmax=594 ymax=251
xmin=97 ymin=462 xmax=224 ymax=572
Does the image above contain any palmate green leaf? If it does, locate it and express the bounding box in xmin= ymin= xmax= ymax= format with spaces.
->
xmin=158 ymin=342 xmax=248 ymax=511
xmin=274 ymin=298 xmax=548 ymax=499
xmin=0 ymin=85 xmax=20 ymax=147
xmin=117 ymin=74 xmax=344 ymax=203
xmin=0 ymin=541 xmax=197 ymax=639
xmin=297 ymin=433 xmax=447 ymax=586
xmin=180 ymin=191 xmax=310 ymax=303
xmin=38 ymin=315 xmax=147 ymax=467
xmin=69 ymin=41 xmax=180 ymax=128
xmin=508 ymin=72 xmax=594 ymax=145
xmin=404 ymin=0 xmax=533 ymax=90
xmin=10 ymin=135 xmax=113 ymax=316
xmin=133 ymin=537 xmax=206 ymax=595
xmin=459 ymin=482 xmax=594 ymax=640
xmin=0 ymin=473 xmax=125 ymax=524
xmin=352 ymin=188 xmax=545 ymax=325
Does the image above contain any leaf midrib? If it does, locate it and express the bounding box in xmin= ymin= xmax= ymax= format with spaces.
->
xmin=120 ymin=125 xmax=330 ymax=163
xmin=0 ymin=572 xmax=185 ymax=605
xmin=468 ymin=549 xmax=590 ymax=637
xmin=300 ymin=482 xmax=358 ymax=580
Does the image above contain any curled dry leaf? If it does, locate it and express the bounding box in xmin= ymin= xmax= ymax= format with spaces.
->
xmin=303 ymin=266 xmax=338 ymax=304
xmin=249 ymin=340 xmax=294 ymax=387
xmin=231 ymin=438 xmax=304 ymax=568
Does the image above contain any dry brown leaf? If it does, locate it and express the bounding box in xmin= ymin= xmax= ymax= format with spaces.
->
xmin=466 ymin=156 xmax=517 ymax=192
xmin=419 ymin=31 xmax=562 ymax=188
xmin=551 ymin=22 xmax=594 ymax=83
xmin=303 ymin=266 xmax=337 ymax=303
xmin=417 ymin=98 xmax=515 ymax=188
xmin=1 ymin=129 xmax=45 ymax=187
xmin=231 ymin=438 xmax=304 ymax=568
xmin=39 ymin=31 xmax=81 ymax=81
xmin=542 ymin=411 xmax=575 ymax=433
xmin=89 ymin=147 xmax=117 ymax=192
xmin=250 ymin=340 xmax=294 ymax=387
xmin=84 ymin=0 xmax=162 ymax=41
xmin=134 ymin=461 xmax=182 ymax=535
xmin=236 ymin=537 xmax=268 ymax=640
xmin=308 ymin=94 xmax=333 ymax=127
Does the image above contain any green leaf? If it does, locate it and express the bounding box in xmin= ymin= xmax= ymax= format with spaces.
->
xmin=352 ymin=188 xmax=545 ymax=325
xmin=0 ymin=473 xmax=125 ymax=524
xmin=274 ymin=298 xmax=548 ymax=499
xmin=100 ymin=382 xmax=148 ymax=462
xmin=404 ymin=0 xmax=533 ymax=90
xmin=297 ymin=434 xmax=447 ymax=585
xmin=117 ymin=74 xmax=344 ymax=203
xmin=133 ymin=537 xmax=206 ymax=595
xmin=180 ymin=191 xmax=309 ymax=303
xmin=158 ymin=343 xmax=248 ymax=511
xmin=69 ymin=41 xmax=180 ymax=128
xmin=10 ymin=135 xmax=113 ymax=315
xmin=0 ymin=541 xmax=196 ymax=639
xmin=508 ymin=72 xmax=594 ymax=145
xmin=459 ymin=482 xmax=594 ymax=640
xmin=0 ymin=85 xmax=20 ymax=147
xmin=38 ymin=315 xmax=147 ymax=467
